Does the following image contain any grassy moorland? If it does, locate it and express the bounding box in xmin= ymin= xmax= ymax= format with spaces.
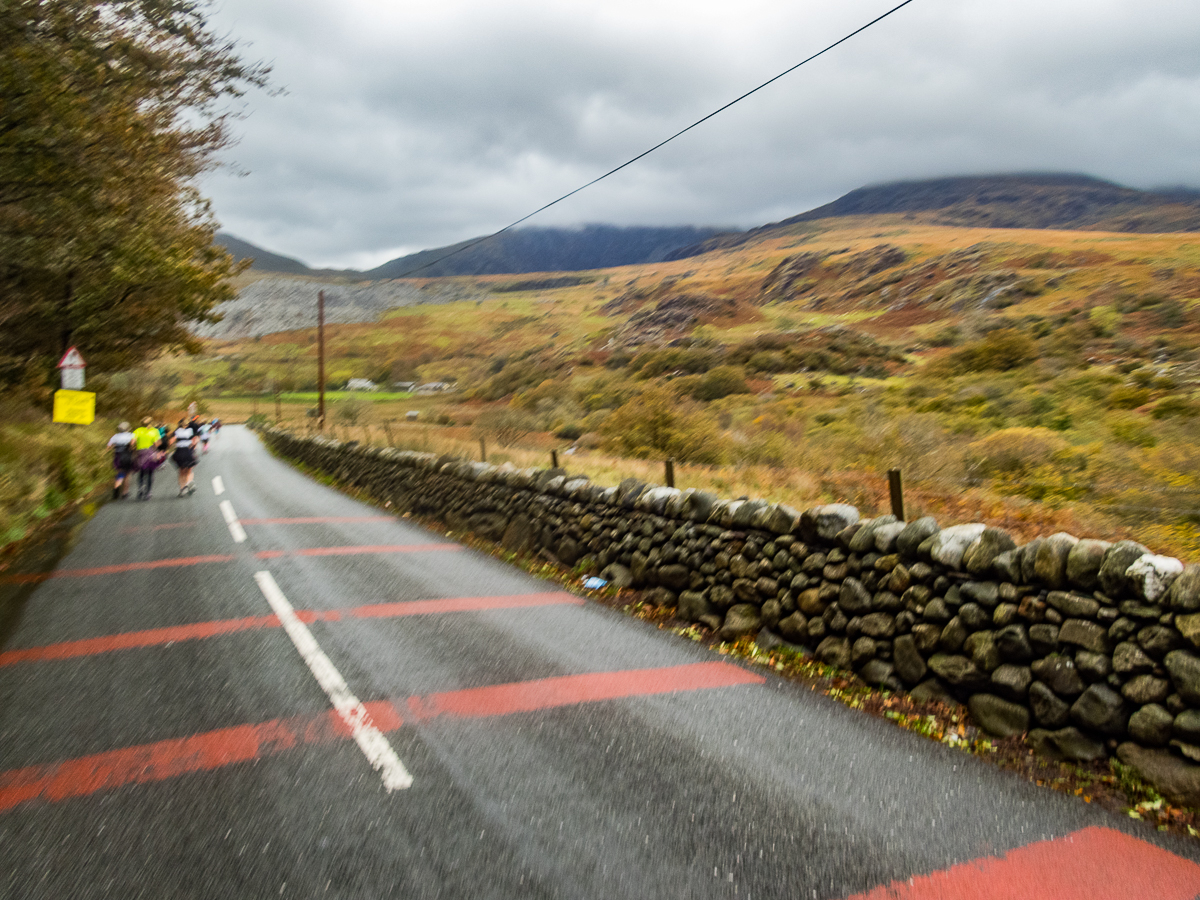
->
xmin=157 ymin=214 xmax=1200 ymax=559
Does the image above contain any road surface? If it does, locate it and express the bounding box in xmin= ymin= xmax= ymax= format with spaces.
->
xmin=1 ymin=425 xmax=1198 ymax=899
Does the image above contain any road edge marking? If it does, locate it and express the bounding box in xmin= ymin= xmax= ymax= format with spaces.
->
xmin=253 ymin=570 xmax=413 ymax=791
xmin=212 ymin=476 xmax=225 ymax=495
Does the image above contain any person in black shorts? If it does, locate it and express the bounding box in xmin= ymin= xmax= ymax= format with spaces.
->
xmin=106 ymin=421 xmax=136 ymax=499
xmin=172 ymin=417 xmax=199 ymax=496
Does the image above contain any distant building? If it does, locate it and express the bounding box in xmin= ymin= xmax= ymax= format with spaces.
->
xmin=405 ymin=410 xmax=419 ymax=422
xmin=345 ymin=378 xmax=378 ymax=392
xmin=393 ymin=381 xmax=417 ymax=392
xmin=415 ymin=381 xmax=454 ymax=394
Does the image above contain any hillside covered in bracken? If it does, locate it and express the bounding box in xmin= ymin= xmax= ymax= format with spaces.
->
xmin=159 ymin=177 xmax=1200 ymax=561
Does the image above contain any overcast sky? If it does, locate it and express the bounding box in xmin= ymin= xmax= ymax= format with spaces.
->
xmin=200 ymin=0 xmax=1200 ymax=270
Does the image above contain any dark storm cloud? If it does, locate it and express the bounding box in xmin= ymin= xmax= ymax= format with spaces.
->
xmin=201 ymin=0 xmax=1200 ymax=269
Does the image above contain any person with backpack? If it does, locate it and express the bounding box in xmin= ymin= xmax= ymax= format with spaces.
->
xmin=106 ymin=422 xmax=136 ymax=500
xmin=132 ymin=417 xmax=164 ymax=501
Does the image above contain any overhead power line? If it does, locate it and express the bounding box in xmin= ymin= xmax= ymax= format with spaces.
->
xmin=389 ymin=0 xmax=918 ymax=279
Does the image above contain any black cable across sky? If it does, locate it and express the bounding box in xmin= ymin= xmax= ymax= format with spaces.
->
xmin=392 ymin=0 xmax=918 ymax=279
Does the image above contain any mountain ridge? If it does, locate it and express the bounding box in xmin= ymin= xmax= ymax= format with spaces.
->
xmin=217 ymin=173 xmax=1200 ymax=280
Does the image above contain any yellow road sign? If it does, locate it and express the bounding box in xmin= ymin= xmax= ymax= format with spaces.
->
xmin=53 ymin=390 xmax=96 ymax=425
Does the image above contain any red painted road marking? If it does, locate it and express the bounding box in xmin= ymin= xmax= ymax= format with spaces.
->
xmin=0 ymin=661 xmax=761 ymax=810
xmin=407 ymin=661 xmax=765 ymax=720
xmin=0 ymin=615 xmax=279 ymax=666
xmin=239 ymin=516 xmax=394 ymax=525
xmin=0 ymin=592 xmax=582 ymax=667
xmin=843 ymin=825 xmax=1200 ymax=899
xmin=0 ymin=544 xmax=462 ymax=583
xmin=0 ymin=701 xmax=401 ymax=813
xmin=350 ymin=591 xmax=583 ymax=619
xmin=0 ymin=554 xmax=237 ymax=583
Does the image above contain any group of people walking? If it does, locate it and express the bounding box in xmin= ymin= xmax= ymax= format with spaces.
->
xmin=106 ymin=415 xmax=220 ymax=500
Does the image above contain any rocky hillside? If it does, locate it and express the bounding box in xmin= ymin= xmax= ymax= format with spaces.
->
xmin=194 ymin=277 xmax=487 ymax=340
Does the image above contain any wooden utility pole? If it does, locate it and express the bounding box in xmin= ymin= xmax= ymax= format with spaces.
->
xmin=665 ymin=458 xmax=676 ymax=488
xmin=317 ymin=290 xmax=326 ymax=431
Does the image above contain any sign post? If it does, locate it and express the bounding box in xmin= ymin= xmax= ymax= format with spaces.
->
xmin=58 ymin=347 xmax=86 ymax=390
xmin=53 ymin=347 xmax=95 ymax=425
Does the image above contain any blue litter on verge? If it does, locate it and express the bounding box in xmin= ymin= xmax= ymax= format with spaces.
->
xmin=582 ymin=576 xmax=608 ymax=590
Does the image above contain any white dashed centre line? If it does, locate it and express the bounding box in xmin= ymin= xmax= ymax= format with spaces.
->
xmin=253 ymin=570 xmax=413 ymax=791
xmin=212 ymin=476 xmax=225 ymax=495
xmin=219 ymin=499 xmax=247 ymax=543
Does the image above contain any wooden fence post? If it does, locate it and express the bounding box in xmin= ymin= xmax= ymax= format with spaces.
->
xmin=665 ymin=458 xmax=675 ymax=488
xmin=479 ymin=436 xmax=487 ymax=462
xmin=383 ymin=421 xmax=394 ymax=447
xmin=888 ymin=468 xmax=905 ymax=520
xmin=551 ymin=449 xmax=559 ymax=469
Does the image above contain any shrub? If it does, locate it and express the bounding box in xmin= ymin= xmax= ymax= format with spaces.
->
xmin=1089 ymin=306 xmax=1120 ymax=337
xmin=967 ymin=427 xmax=1071 ymax=477
xmin=1107 ymin=385 xmax=1151 ymax=410
xmin=929 ymin=326 xmax=961 ymax=347
xmin=600 ymin=387 xmax=726 ymax=464
xmin=475 ymin=358 xmax=557 ymax=400
xmin=942 ymin=328 xmax=1037 ymax=373
xmin=472 ymin=407 xmax=536 ymax=446
xmin=333 ymin=397 xmax=367 ymax=425
xmin=691 ymin=366 xmax=751 ymax=401
xmin=1152 ymin=396 xmax=1199 ymax=419
xmin=1110 ymin=418 xmax=1157 ymax=448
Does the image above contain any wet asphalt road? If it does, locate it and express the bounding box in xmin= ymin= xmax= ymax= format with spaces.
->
xmin=1 ymin=425 xmax=1198 ymax=899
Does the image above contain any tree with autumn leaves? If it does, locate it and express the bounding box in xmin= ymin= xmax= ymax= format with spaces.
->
xmin=0 ymin=0 xmax=269 ymax=389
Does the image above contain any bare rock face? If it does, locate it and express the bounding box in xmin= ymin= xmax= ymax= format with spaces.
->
xmin=195 ymin=277 xmax=484 ymax=339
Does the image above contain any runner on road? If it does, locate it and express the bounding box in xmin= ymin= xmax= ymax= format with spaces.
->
xmin=131 ymin=417 xmax=164 ymax=501
xmin=199 ymin=420 xmax=212 ymax=454
xmin=171 ymin=418 xmax=198 ymax=496
xmin=106 ymin=422 xmax=136 ymax=500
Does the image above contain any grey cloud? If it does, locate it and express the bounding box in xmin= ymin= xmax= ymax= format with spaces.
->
xmin=201 ymin=0 xmax=1200 ymax=268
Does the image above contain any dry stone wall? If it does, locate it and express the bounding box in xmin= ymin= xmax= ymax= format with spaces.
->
xmin=263 ymin=428 xmax=1200 ymax=790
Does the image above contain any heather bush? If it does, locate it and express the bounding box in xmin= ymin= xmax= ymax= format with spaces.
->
xmin=600 ymin=387 xmax=727 ymax=464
